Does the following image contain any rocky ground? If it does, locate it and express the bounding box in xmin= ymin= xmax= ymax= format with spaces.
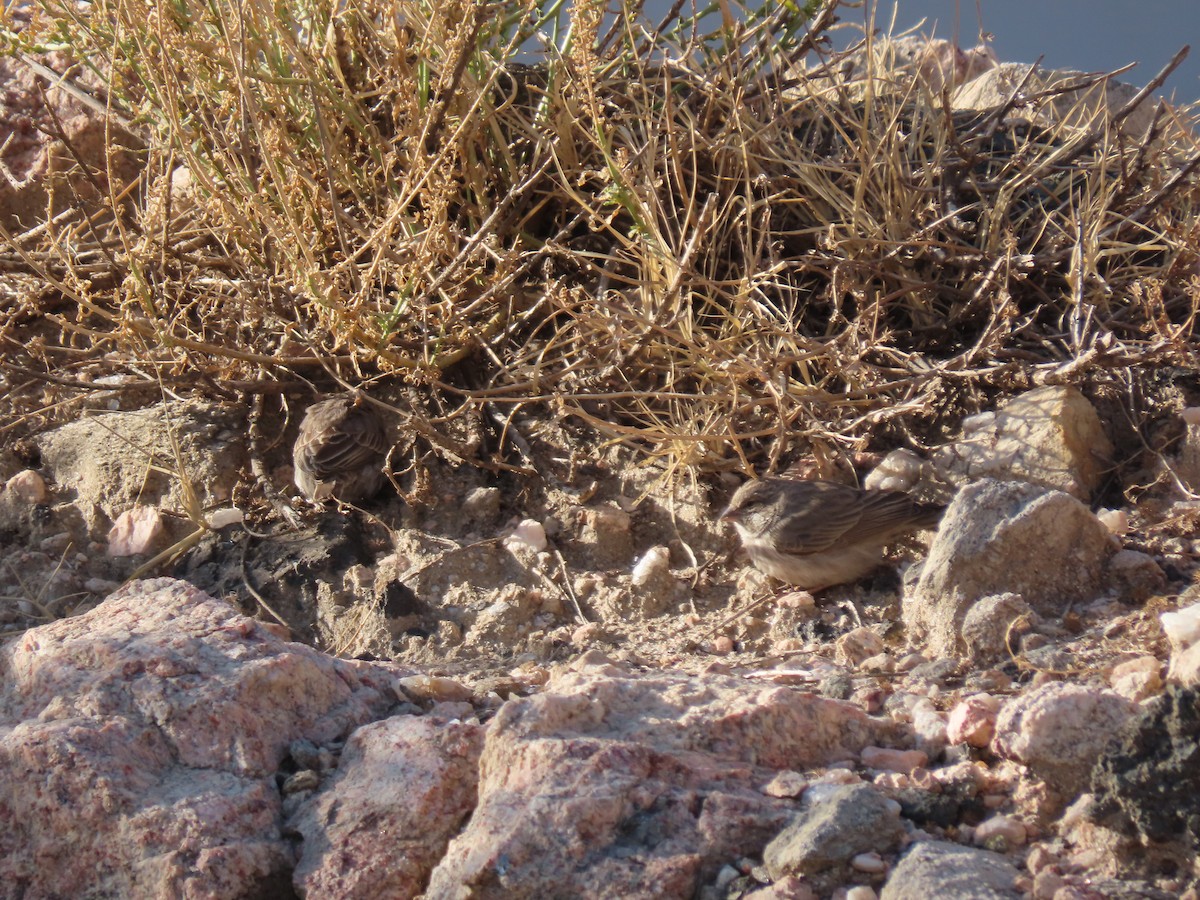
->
xmin=3 ymin=16 xmax=1200 ymax=899
xmin=2 ymin=380 xmax=1200 ymax=899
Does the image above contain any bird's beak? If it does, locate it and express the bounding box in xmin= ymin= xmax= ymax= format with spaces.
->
xmin=719 ymin=505 xmax=739 ymax=524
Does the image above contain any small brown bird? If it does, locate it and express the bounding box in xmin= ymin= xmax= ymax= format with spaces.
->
xmin=720 ymin=477 xmax=944 ymax=591
xmin=293 ymin=395 xmax=389 ymax=503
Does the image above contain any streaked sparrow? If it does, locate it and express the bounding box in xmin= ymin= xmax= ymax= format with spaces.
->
xmin=293 ymin=395 xmax=389 ymax=503
xmin=720 ymin=477 xmax=944 ymax=590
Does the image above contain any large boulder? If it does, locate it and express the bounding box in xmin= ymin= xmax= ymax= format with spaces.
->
xmin=423 ymin=653 xmax=889 ymax=898
xmin=0 ymin=578 xmax=406 ymax=899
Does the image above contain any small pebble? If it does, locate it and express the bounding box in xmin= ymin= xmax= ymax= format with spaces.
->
xmin=505 ymin=519 xmax=548 ymax=552
xmin=850 ymin=852 xmax=887 ymax=874
xmin=711 ymin=636 xmax=734 ymax=655
xmin=860 ymin=746 xmax=928 ymax=773
xmin=845 ymin=887 xmax=878 ymax=900
xmin=762 ymin=770 xmax=807 ymax=798
xmin=631 ymin=545 xmax=671 ymax=587
xmin=974 ymin=814 xmax=1027 ymax=847
xmin=5 ymin=469 xmax=47 ymax=504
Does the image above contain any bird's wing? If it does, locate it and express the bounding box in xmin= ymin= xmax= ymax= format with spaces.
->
xmin=307 ymin=408 xmax=388 ymax=477
xmin=771 ymin=481 xmax=866 ymax=555
xmin=850 ymin=490 xmax=938 ymax=543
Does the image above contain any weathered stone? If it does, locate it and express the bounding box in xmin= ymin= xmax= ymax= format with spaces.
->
xmin=880 ymin=840 xmax=1020 ymax=899
xmin=960 ymin=593 xmax=1033 ymax=666
xmin=289 ymin=716 xmax=484 ymax=898
xmin=993 ymin=682 xmax=1137 ymax=798
xmin=424 ymin=657 xmax=887 ymax=898
xmin=36 ymin=400 xmax=245 ymax=541
xmin=0 ymin=578 xmax=405 ymax=899
xmin=932 ymin=386 xmax=1113 ymax=501
xmin=763 ymin=784 xmax=905 ymax=880
xmin=905 ymin=480 xmax=1115 ymax=658
xmin=952 ymin=63 xmax=1161 ymax=141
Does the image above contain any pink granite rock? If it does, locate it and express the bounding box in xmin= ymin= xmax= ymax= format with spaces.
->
xmin=423 ymin=655 xmax=887 ymax=898
xmin=0 ymin=578 xmax=406 ymax=899
xmin=289 ymin=716 xmax=484 ymax=898
xmin=992 ymin=682 xmax=1137 ymax=798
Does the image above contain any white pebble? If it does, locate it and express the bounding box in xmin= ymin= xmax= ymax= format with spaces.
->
xmin=850 ymin=852 xmax=887 ymax=874
xmin=1096 ymin=508 xmax=1129 ymax=536
xmin=1161 ymin=603 xmax=1200 ymax=651
xmin=1182 ymin=407 xmax=1200 ymax=426
xmin=846 ymin=887 xmax=879 ymax=900
xmin=207 ymin=507 xmax=244 ymax=528
xmin=505 ymin=519 xmax=547 ymax=552
xmin=974 ymin=814 xmax=1027 ymax=846
xmin=631 ymin=545 xmax=671 ymax=587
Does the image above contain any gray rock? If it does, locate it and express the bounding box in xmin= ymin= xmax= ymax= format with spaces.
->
xmin=960 ymin=593 xmax=1033 ymax=665
xmin=35 ymin=399 xmax=245 ymax=541
xmin=904 ymin=479 xmax=1115 ymax=658
xmin=880 ymin=840 xmax=1020 ymax=899
xmin=763 ymin=784 xmax=905 ymax=880
xmin=1106 ymin=549 xmax=1167 ymax=603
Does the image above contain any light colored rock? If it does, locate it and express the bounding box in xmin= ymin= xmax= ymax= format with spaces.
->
xmin=910 ymin=700 xmax=948 ymax=755
xmin=505 ymin=518 xmax=547 ymax=552
xmin=947 ymin=696 xmax=1000 ymax=748
xmin=861 ymin=747 xmax=928 ymax=773
xmin=1095 ymin=508 xmax=1129 ymax=537
xmin=951 ymin=62 xmax=1161 ymax=138
xmin=745 ymin=875 xmax=819 ymax=900
xmin=763 ymin=784 xmax=905 ymax=880
xmin=1162 ymin=603 xmax=1200 ymax=651
xmin=932 ymin=386 xmax=1113 ymax=501
xmin=1168 ymin=641 xmax=1200 ymax=688
xmin=106 ymin=505 xmax=167 ymax=557
xmin=763 ymin=771 xmax=808 ymax=799
xmin=289 ymin=716 xmax=484 ymax=899
xmin=35 ymin=400 xmax=243 ymax=540
xmin=1109 ymin=656 xmax=1162 ymax=702
xmin=4 ymin=469 xmax=47 ymax=504
xmin=631 ymin=545 xmax=671 ymax=587
xmin=424 ymin=660 xmax=887 ymax=898
xmin=837 ymin=627 xmax=886 ymax=666
xmin=973 ymin=815 xmax=1027 ymax=847
xmin=0 ymin=578 xmax=404 ymax=899
xmin=992 ymin=682 xmax=1137 ymax=797
xmin=880 ymin=840 xmax=1020 ymax=899
xmin=904 ymin=480 xmax=1115 ymax=658
xmin=801 ymin=37 xmax=996 ymax=97
xmin=851 ymin=852 xmax=888 ymax=874
xmin=866 ymin=449 xmax=930 ymax=493
xmin=960 ymin=593 xmax=1033 ymax=666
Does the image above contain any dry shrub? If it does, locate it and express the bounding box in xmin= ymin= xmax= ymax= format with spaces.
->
xmin=2 ymin=0 xmax=1198 ymax=475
